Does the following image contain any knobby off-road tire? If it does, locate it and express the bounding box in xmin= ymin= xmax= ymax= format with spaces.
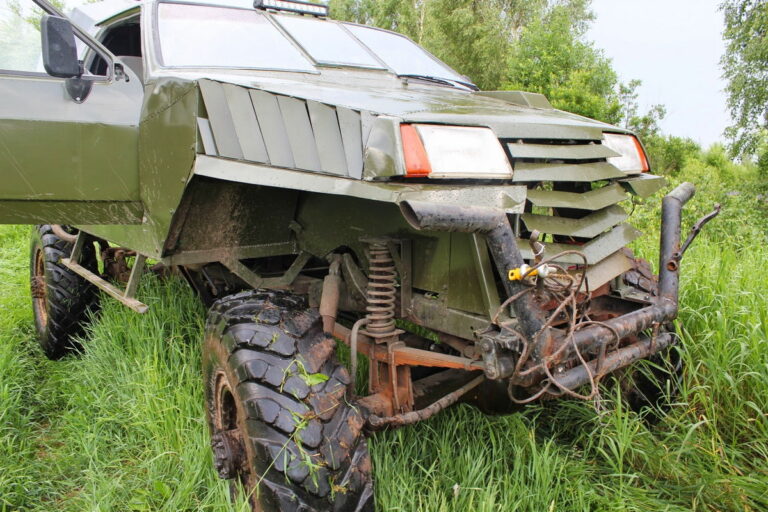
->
xmin=30 ymin=225 xmax=100 ymax=360
xmin=203 ymin=290 xmax=374 ymax=512
xmin=619 ymin=330 xmax=685 ymax=414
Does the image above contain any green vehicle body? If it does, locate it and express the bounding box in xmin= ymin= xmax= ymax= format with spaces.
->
xmin=2 ymin=0 xmax=710 ymax=506
xmin=0 ymin=0 xmax=667 ymax=335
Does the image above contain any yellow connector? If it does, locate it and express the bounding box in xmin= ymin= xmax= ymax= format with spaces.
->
xmin=508 ymin=264 xmax=555 ymax=281
xmin=508 ymin=264 xmax=536 ymax=281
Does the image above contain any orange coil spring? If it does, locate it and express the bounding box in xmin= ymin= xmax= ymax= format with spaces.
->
xmin=365 ymin=242 xmax=397 ymax=337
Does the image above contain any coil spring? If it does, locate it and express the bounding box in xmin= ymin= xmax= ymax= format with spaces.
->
xmin=365 ymin=242 xmax=397 ymax=337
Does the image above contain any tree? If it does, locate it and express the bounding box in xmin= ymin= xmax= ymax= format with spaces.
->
xmin=503 ymin=1 xmax=624 ymax=123
xmin=329 ymin=0 xmax=662 ymax=128
xmin=720 ymin=0 xmax=768 ymax=158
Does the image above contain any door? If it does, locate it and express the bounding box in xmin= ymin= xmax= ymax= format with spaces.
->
xmin=0 ymin=0 xmax=143 ymax=224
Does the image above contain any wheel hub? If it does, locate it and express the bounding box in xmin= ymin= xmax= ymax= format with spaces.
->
xmin=211 ymin=430 xmax=246 ymax=480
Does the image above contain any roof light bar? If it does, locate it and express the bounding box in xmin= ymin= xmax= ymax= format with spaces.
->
xmin=254 ymin=0 xmax=328 ymax=17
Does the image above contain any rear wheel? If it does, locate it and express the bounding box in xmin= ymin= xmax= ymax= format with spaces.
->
xmin=30 ymin=225 xmax=99 ymax=359
xmin=203 ymin=290 xmax=374 ymax=512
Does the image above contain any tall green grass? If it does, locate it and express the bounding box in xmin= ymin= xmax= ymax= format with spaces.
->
xmin=1 ymin=147 xmax=766 ymax=510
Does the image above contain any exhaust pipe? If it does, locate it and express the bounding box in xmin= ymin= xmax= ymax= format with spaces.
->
xmin=513 ymin=182 xmax=697 ymax=386
xmin=400 ymin=201 xmax=546 ymax=341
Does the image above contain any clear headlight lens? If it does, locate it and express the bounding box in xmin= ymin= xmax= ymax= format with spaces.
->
xmin=401 ymin=124 xmax=512 ymax=178
xmin=602 ymin=133 xmax=650 ymax=173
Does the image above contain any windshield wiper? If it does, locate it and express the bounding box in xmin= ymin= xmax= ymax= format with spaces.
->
xmin=398 ymin=74 xmax=479 ymax=91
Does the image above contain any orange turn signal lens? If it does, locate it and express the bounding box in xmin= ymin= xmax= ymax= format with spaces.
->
xmin=633 ymin=136 xmax=650 ymax=172
xmin=400 ymin=124 xmax=432 ymax=177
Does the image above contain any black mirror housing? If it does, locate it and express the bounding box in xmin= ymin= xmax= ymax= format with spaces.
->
xmin=41 ymin=15 xmax=80 ymax=79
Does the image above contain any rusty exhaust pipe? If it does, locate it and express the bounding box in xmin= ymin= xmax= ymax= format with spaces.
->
xmin=542 ymin=333 xmax=674 ymax=393
xmin=400 ymin=201 xmax=546 ymax=341
xmin=513 ymin=182 xmax=697 ymax=386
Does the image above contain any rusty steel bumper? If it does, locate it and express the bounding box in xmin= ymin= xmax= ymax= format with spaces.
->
xmin=401 ymin=182 xmax=706 ymax=393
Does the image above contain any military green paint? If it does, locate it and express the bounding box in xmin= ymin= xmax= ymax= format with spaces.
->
xmin=199 ymin=80 xmax=243 ymax=160
xmin=363 ymin=116 xmax=404 ymax=178
xmin=478 ymin=91 xmax=553 ymax=110
xmin=447 ymin=233 xmax=487 ymax=315
xmin=517 ymin=223 xmax=642 ymax=265
xmin=194 ymin=155 xmax=527 ymax=212
xmin=81 ymin=79 xmax=200 ymax=257
xmin=581 ymin=250 xmax=634 ymax=291
xmin=1 ymin=0 xmax=663 ymax=341
xmin=512 ymin=162 xmax=626 ymax=183
xmin=307 ymin=100 xmax=348 ymax=176
xmin=507 ymin=142 xmax=619 ymax=161
xmin=0 ymin=201 xmax=143 ymax=224
xmin=0 ymin=73 xmax=141 ymax=220
xmin=222 ymin=83 xmax=269 ymax=163
xmin=409 ymin=294 xmax=491 ymax=341
xmin=620 ymin=174 xmax=668 ymax=198
xmin=277 ymin=95 xmax=323 ymax=171
xmin=337 ymin=106 xmax=364 ymax=179
xmin=527 ymin=183 xmax=628 ymax=210
xmin=249 ymin=89 xmax=294 ymax=168
xmin=197 ymin=118 xmax=218 ymax=156
xmin=521 ymin=205 xmax=628 ymax=238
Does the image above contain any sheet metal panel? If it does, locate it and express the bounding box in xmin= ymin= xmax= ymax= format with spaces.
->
xmin=527 ymin=183 xmax=628 ymax=210
xmin=521 ymin=205 xmax=628 ymax=238
xmin=507 ymin=142 xmax=620 ymax=160
xmin=278 ymin=96 xmax=322 ymax=171
xmin=580 ymin=250 xmax=634 ymax=291
xmin=337 ymin=106 xmax=364 ymax=179
xmin=307 ymin=100 xmax=348 ymax=176
xmin=196 ymin=118 xmax=218 ymax=156
xmin=517 ymin=223 xmax=642 ymax=265
xmin=360 ymin=110 xmax=376 ymax=145
xmin=198 ymin=80 xmax=243 ymax=160
xmin=249 ymin=90 xmax=295 ymax=169
xmin=222 ymin=84 xmax=269 ymax=163
xmin=513 ymin=162 xmax=626 ymax=182
xmin=620 ymin=174 xmax=667 ymax=198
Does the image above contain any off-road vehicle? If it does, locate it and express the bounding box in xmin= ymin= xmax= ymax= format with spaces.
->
xmin=0 ymin=0 xmax=718 ymax=509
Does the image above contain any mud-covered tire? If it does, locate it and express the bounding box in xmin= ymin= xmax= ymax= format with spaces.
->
xmin=30 ymin=225 xmax=100 ymax=360
xmin=203 ymin=290 xmax=374 ymax=512
xmin=619 ymin=332 xmax=684 ymax=413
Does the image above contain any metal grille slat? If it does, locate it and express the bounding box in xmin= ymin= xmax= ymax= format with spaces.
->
xmin=521 ymin=205 xmax=628 ymax=238
xmin=507 ymin=142 xmax=620 ymax=160
xmin=513 ymin=162 xmax=625 ymax=182
xmin=527 ymin=183 xmax=628 ymax=210
xmin=517 ymin=223 xmax=642 ymax=265
xmin=620 ymin=174 xmax=667 ymax=197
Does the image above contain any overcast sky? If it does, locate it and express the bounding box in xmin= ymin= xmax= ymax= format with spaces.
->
xmin=588 ymin=0 xmax=730 ymax=147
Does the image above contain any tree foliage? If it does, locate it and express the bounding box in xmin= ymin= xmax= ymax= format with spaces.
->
xmin=329 ymin=0 xmax=662 ymax=129
xmin=720 ymin=0 xmax=768 ymax=158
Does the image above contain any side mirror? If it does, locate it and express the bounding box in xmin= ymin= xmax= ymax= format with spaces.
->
xmin=41 ymin=15 xmax=81 ymax=79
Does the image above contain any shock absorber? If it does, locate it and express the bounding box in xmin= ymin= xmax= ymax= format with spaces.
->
xmin=364 ymin=240 xmax=398 ymax=338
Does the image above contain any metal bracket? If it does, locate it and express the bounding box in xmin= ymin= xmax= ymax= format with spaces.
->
xmin=678 ymin=203 xmax=721 ymax=259
xmin=61 ymin=234 xmax=148 ymax=314
xmin=224 ymin=251 xmax=311 ymax=290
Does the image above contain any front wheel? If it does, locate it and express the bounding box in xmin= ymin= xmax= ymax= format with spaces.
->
xmin=203 ymin=290 xmax=374 ymax=512
xmin=30 ymin=225 xmax=100 ymax=359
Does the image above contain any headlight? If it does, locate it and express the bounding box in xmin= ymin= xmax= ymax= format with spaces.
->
xmin=602 ymin=133 xmax=650 ymax=173
xmin=400 ymin=124 xmax=512 ymax=178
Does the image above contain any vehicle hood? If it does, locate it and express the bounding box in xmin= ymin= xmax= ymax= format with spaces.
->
xmin=165 ymin=70 xmax=624 ymax=141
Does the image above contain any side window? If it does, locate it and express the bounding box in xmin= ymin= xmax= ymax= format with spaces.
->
xmin=0 ymin=0 xmax=107 ymax=77
xmin=0 ymin=0 xmax=44 ymax=73
xmin=89 ymin=17 xmax=141 ymax=76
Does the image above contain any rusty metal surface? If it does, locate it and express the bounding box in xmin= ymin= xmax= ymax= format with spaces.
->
xmin=366 ymin=374 xmax=484 ymax=428
xmin=542 ymin=333 xmax=673 ymax=394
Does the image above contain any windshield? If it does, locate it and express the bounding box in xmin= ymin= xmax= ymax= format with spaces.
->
xmin=156 ymin=2 xmax=471 ymax=85
xmin=157 ymin=3 xmax=315 ymax=71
